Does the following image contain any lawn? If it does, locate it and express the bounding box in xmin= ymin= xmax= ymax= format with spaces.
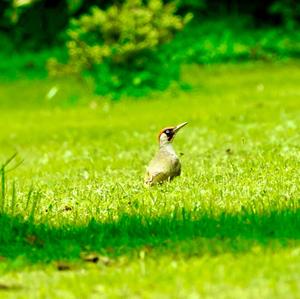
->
xmin=0 ymin=61 xmax=299 ymax=298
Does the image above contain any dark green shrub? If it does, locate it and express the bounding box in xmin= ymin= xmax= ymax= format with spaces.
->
xmin=166 ymin=18 xmax=300 ymax=65
xmin=1 ymin=0 xmax=69 ymax=50
xmin=89 ymin=47 xmax=181 ymax=98
xmin=269 ymin=0 xmax=300 ymax=30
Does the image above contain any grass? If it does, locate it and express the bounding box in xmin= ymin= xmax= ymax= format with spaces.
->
xmin=0 ymin=60 xmax=299 ymax=298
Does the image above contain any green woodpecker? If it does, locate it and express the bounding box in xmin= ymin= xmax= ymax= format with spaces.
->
xmin=144 ymin=122 xmax=188 ymax=186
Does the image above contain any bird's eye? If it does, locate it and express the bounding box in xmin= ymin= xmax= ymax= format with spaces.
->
xmin=165 ymin=130 xmax=170 ymax=134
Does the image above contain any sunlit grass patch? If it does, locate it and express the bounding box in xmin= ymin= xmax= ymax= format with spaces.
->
xmin=0 ymin=61 xmax=299 ymax=298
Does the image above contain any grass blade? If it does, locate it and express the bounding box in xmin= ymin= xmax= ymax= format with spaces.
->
xmin=11 ymin=180 xmax=16 ymax=216
xmin=0 ymin=166 xmax=5 ymax=213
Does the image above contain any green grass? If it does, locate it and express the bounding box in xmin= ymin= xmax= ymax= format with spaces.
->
xmin=0 ymin=61 xmax=300 ymax=298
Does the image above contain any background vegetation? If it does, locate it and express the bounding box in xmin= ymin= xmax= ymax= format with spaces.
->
xmin=1 ymin=0 xmax=299 ymax=98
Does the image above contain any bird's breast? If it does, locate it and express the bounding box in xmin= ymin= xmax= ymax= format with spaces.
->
xmin=148 ymin=148 xmax=180 ymax=175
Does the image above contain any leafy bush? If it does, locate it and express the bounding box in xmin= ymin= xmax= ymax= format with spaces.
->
xmin=165 ymin=18 xmax=300 ymax=64
xmin=48 ymin=0 xmax=191 ymax=98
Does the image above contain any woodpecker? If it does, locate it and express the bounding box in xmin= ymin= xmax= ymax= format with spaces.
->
xmin=144 ymin=122 xmax=188 ymax=186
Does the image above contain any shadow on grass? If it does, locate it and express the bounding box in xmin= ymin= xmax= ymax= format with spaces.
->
xmin=0 ymin=206 xmax=299 ymax=264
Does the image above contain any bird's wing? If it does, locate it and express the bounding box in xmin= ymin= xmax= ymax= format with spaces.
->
xmin=144 ymin=152 xmax=180 ymax=186
xmin=144 ymin=168 xmax=170 ymax=186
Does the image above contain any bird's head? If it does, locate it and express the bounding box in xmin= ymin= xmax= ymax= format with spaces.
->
xmin=158 ymin=122 xmax=188 ymax=146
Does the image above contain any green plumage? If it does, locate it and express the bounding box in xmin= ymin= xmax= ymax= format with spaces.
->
xmin=144 ymin=146 xmax=181 ymax=186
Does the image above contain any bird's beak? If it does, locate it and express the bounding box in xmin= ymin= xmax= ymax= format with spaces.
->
xmin=173 ymin=122 xmax=188 ymax=134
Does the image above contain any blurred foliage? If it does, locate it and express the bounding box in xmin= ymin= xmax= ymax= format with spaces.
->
xmin=1 ymin=19 xmax=299 ymax=98
xmin=169 ymin=18 xmax=300 ymax=64
xmin=0 ymin=48 xmax=67 ymax=81
xmin=0 ymin=0 xmax=299 ymax=98
xmin=269 ymin=0 xmax=300 ymax=30
xmin=1 ymin=0 xmax=69 ymax=50
xmin=46 ymin=15 xmax=299 ymax=98
xmin=47 ymin=0 xmax=191 ymax=98
xmin=1 ymin=0 xmax=299 ymax=51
